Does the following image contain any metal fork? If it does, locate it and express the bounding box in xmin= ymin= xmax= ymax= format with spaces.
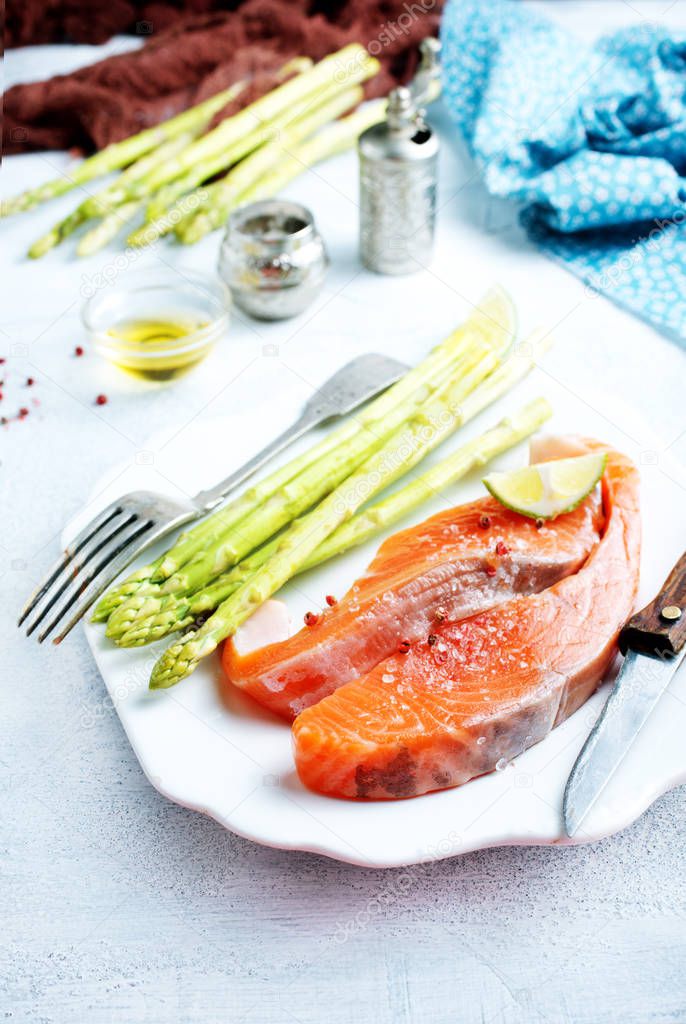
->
xmin=19 ymin=354 xmax=408 ymax=644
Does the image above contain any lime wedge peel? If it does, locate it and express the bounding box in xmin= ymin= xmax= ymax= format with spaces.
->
xmin=483 ymin=453 xmax=607 ymax=521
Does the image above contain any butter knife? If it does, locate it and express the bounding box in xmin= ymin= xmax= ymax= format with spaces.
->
xmin=563 ymin=551 xmax=686 ymax=837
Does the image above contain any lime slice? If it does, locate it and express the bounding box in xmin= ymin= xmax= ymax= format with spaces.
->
xmin=483 ymin=453 xmax=606 ymax=520
xmin=459 ymin=285 xmax=518 ymax=358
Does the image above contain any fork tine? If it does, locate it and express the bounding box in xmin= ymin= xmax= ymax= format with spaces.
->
xmin=50 ymin=526 xmax=159 ymax=646
xmin=18 ymin=503 xmax=124 ymax=627
xmin=40 ymin=519 xmax=155 ymax=644
xmin=24 ymin=511 xmax=138 ymax=637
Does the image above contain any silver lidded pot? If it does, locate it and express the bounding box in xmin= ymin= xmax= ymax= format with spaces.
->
xmin=218 ymin=199 xmax=329 ymax=320
xmin=358 ymin=38 xmax=441 ymax=275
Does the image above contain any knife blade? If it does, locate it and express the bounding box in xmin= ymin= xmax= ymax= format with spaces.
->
xmin=563 ymin=551 xmax=686 ymax=838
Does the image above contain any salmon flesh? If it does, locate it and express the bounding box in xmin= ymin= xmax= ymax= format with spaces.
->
xmin=292 ymin=439 xmax=641 ymax=799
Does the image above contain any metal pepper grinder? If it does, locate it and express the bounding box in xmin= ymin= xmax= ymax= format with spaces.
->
xmin=358 ymin=38 xmax=441 ymax=275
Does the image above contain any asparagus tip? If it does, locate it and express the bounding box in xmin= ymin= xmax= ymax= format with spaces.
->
xmin=27 ymin=237 xmax=54 ymax=259
xmin=149 ymin=629 xmax=217 ymax=688
xmin=149 ymin=644 xmax=195 ymax=688
xmin=116 ymin=604 xmax=185 ymax=647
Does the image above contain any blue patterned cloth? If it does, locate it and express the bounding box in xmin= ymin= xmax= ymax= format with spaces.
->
xmin=440 ymin=0 xmax=686 ymax=346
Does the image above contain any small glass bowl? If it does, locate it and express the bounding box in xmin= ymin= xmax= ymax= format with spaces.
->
xmin=81 ymin=269 xmax=231 ymax=382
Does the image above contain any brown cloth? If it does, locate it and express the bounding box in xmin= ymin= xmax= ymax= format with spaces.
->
xmin=4 ymin=0 xmax=443 ymax=155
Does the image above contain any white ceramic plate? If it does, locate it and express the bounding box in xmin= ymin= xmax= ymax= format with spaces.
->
xmin=81 ymin=367 xmax=686 ymax=867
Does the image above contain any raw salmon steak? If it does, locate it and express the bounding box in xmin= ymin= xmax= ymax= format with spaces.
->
xmin=292 ymin=439 xmax=641 ymax=799
xmin=223 ymin=477 xmax=604 ymax=720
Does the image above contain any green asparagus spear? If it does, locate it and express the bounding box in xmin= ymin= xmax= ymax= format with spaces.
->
xmin=117 ymin=395 xmax=552 ymax=647
xmin=2 ymin=80 xmax=249 ymax=217
xmin=93 ymin=286 xmax=516 ymax=622
xmin=79 ymin=130 xmax=200 ymax=217
xmin=118 ymin=525 xmax=303 ymax=645
xmin=91 ymin=558 xmax=165 ymax=623
xmin=144 ymin=173 xmax=206 ymax=223
xmin=129 ymin=81 xmax=365 ymax=246
xmin=75 ymin=200 xmax=142 ymax=256
xmin=27 ymin=207 xmax=89 ymax=260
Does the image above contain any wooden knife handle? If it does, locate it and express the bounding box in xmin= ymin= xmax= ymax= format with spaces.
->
xmin=619 ymin=551 xmax=686 ymax=657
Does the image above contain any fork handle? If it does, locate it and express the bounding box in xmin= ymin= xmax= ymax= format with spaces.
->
xmin=193 ymin=408 xmax=321 ymax=511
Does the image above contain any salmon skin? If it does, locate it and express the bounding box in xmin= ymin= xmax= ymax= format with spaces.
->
xmin=223 ymin=489 xmax=604 ymax=720
xmin=292 ymin=439 xmax=641 ymax=800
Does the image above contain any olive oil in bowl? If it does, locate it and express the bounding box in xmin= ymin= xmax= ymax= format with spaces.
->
xmin=82 ymin=269 xmax=231 ymax=383
xmin=106 ymin=316 xmax=212 ymax=381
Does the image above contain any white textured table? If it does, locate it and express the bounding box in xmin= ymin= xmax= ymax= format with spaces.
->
xmin=3 ymin=4 xmax=686 ymax=1021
